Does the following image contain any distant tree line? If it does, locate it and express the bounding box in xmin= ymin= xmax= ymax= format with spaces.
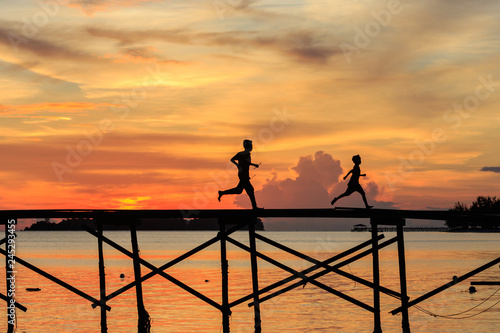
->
xmin=446 ymin=196 xmax=500 ymax=230
xmin=24 ymin=217 xmax=264 ymax=231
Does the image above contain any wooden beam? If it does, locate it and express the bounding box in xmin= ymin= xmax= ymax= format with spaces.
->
xmin=130 ymin=223 xmax=150 ymax=333
xmin=97 ymin=222 xmax=108 ymax=333
xmin=371 ymin=219 xmax=382 ymax=333
xmin=1 ymin=208 xmax=495 ymax=222
xmin=253 ymin=233 xmax=402 ymax=299
xmin=248 ymin=219 xmax=262 ymax=332
xmin=397 ymin=221 xmax=411 ymax=333
xmin=219 ymin=219 xmax=230 ymax=333
xmin=0 ymin=292 xmax=27 ymax=312
xmin=391 ymin=255 xmax=500 ymax=315
xmin=247 ymin=236 xmax=398 ymax=307
xmin=83 ymin=224 xmax=246 ymax=309
xmin=0 ymin=247 xmax=110 ymax=311
xmin=227 ymin=237 xmax=375 ymax=312
xmin=5 ymin=219 xmax=15 ymax=333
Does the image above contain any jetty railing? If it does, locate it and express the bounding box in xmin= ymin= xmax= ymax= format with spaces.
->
xmin=1 ymin=208 xmax=499 ymax=333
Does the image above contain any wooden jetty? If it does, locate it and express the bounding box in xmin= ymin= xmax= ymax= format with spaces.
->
xmin=1 ymin=208 xmax=499 ymax=333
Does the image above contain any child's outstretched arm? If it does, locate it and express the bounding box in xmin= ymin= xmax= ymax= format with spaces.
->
xmin=343 ymin=169 xmax=353 ymax=180
xmin=230 ymin=154 xmax=239 ymax=167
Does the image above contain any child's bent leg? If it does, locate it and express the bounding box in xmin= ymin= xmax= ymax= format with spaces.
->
xmin=331 ymin=191 xmax=348 ymax=205
xmin=218 ymin=182 xmax=244 ymax=201
xmin=358 ymin=188 xmax=372 ymax=208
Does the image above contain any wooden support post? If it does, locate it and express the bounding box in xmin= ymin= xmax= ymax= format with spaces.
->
xmin=5 ymin=218 xmax=16 ymax=333
xmin=248 ymin=218 xmax=262 ymax=332
xmin=97 ymin=221 xmax=108 ymax=333
xmin=396 ymin=221 xmax=411 ymax=333
xmin=130 ymin=222 xmax=150 ymax=333
xmin=371 ymin=218 xmax=382 ymax=333
xmin=219 ymin=219 xmax=231 ymax=333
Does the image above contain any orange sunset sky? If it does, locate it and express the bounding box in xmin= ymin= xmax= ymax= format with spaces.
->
xmin=1 ymin=0 xmax=499 ymax=226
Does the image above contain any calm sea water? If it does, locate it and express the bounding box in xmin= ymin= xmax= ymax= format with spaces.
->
xmin=2 ymin=230 xmax=500 ymax=332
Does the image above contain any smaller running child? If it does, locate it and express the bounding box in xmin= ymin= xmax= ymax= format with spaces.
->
xmin=331 ymin=155 xmax=373 ymax=209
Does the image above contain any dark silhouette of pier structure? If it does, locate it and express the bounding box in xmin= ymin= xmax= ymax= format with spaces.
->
xmin=1 ymin=208 xmax=499 ymax=333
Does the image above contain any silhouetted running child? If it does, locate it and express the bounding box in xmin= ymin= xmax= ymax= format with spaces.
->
xmin=331 ymin=155 xmax=373 ymax=209
xmin=218 ymin=139 xmax=262 ymax=210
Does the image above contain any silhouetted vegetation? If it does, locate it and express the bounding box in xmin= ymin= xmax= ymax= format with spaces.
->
xmin=24 ymin=217 xmax=264 ymax=231
xmin=24 ymin=217 xmax=94 ymax=231
xmin=446 ymin=196 xmax=500 ymax=230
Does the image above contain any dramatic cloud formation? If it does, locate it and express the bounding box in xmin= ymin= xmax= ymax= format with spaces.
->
xmin=234 ymin=151 xmax=395 ymax=229
xmin=238 ymin=151 xmax=341 ymax=208
xmin=69 ymin=0 xmax=162 ymax=16
xmin=236 ymin=151 xmax=390 ymax=208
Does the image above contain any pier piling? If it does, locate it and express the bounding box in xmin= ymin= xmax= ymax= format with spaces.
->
xmin=396 ymin=220 xmax=411 ymax=333
xmin=248 ymin=217 xmax=262 ymax=332
xmin=130 ymin=221 xmax=150 ymax=333
xmin=219 ymin=219 xmax=231 ymax=333
xmin=5 ymin=218 xmax=15 ymax=333
xmin=370 ymin=218 xmax=382 ymax=333
xmin=97 ymin=221 xmax=108 ymax=333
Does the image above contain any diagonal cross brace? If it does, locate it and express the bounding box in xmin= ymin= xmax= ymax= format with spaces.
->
xmin=229 ymin=234 xmax=385 ymax=308
xmin=226 ymin=236 xmax=375 ymax=312
xmin=82 ymin=225 xmax=221 ymax=310
xmin=390 ymin=255 xmax=500 ymax=315
xmin=0 ymin=247 xmax=110 ymax=311
xmin=84 ymin=221 xmax=248 ymax=305
xmin=0 ymin=292 xmax=27 ymax=312
xmin=1 ymin=237 xmax=27 ymax=312
xmin=255 ymin=233 xmax=402 ymax=299
xmin=250 ymin=236 xmax=399 ymax=306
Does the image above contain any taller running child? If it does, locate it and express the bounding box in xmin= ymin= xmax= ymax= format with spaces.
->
xmin=218 ymin=139 xmax=262 ymax=210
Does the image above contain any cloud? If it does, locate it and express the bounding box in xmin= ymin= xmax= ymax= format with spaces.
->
xmin=0 ymin=131 xmax=241 ymax=186
xmin=0 ymin=22 xmax=180 ymax=85
xmin=232 ymin=151 xmax=396 ymax=230
xmin=0 ymin=102 xmax=113 ymax=116
xmin=235 ymin=151 xmax=391 ymax=209
xmin=481 ymin=167 xmax=500 ymax=173
xmin=68 ymin=0 xmax=162 ymax=16
xmin=0 ymin=24 xmax=97 ymax=62
xmin=0 ymin=60 xmax=85 ymax=103
xmin=102 ymin=46 xmax=183 ymax=64
xmin=86 ymin=27 xmax=342 ymax=64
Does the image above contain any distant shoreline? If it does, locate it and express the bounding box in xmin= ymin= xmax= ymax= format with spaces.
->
xmin=22 ymin=217 xmax=265 ymax=231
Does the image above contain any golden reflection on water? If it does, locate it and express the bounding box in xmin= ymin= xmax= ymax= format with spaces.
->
xmin=2 ymin=231 xmax=500 ymax=332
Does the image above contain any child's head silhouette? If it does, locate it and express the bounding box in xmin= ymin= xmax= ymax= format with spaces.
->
xmin=243 ymin=139 xmax=253 ymax=150
xmin=352 ymin=155 xmax=361 ymax=165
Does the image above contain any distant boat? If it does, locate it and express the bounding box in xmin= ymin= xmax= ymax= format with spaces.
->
xmin=351 ymin=224 xmax=368 ymax=232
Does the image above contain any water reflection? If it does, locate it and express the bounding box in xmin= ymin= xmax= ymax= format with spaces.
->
xmin=2 ymin=231 xmax=500 ymax=332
